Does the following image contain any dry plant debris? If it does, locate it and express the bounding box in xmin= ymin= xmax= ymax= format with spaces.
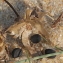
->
xmin=0 ymin=0 xmax=63 ymax=63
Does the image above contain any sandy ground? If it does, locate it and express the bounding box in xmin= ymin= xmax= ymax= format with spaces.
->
xmin=0 ymin=0 xmax=63 ymax=63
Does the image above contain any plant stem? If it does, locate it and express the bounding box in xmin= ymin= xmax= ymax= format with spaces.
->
xmin=4 ymin=0 xmax=19 ymax=17
xmin=15 ymin=51 xmax=63 ymax=63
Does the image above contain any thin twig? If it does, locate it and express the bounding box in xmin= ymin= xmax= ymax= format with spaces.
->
xmin=52 ymin=13 xmax=63 ymax=28
xmin=55 ymin=46 xmax=63 ymax=51
xmin=15 ymin=51 xmax=63 ymax=63
xmin=4 ymin=0 xmax=20 ymax=17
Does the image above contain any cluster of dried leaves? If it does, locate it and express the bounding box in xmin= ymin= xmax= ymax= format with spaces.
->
xmin=0 ymin=0 xmax=63 ymax=63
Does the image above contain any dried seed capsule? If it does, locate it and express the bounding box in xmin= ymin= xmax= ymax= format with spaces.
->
xmin=11 ymin=48 xmax=22 ymax=58
xmin=44 ymin=49 xmax=56 ymax=58
xmin=30 ymin=34 xmax=41 ymax=43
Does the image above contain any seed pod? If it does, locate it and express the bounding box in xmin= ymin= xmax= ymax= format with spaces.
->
xmin=44 ymin=49 xmax=56 ymax=58
xmin=30 ymin=34 xmax=41 ymax=43
xmin=11 ymin=48 xmax=22 ymax=58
